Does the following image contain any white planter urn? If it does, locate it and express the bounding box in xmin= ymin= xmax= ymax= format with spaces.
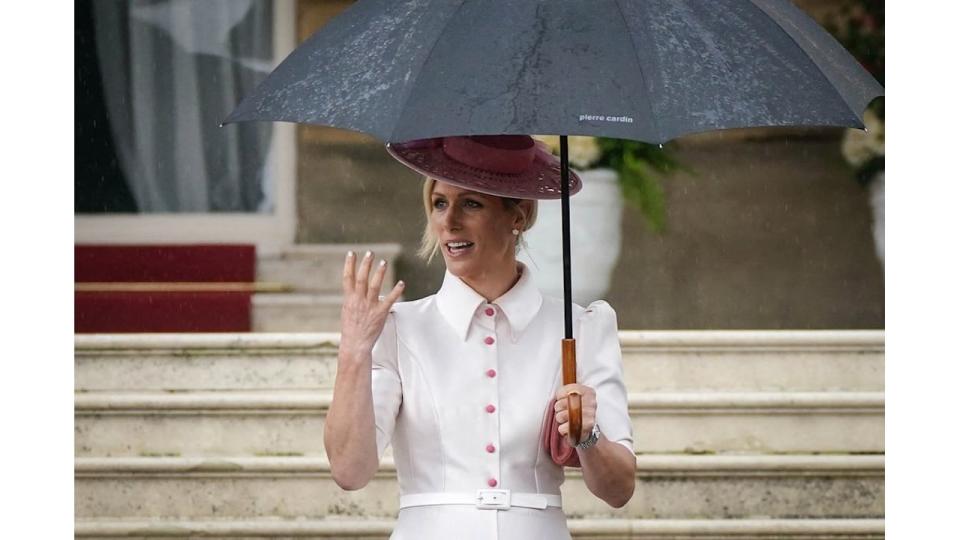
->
xmin=518 ymin=168 xmax=623 ymax=305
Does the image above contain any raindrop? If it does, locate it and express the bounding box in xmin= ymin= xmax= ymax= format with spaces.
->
xmin=658 ymin=144 xmax=663 ymax=149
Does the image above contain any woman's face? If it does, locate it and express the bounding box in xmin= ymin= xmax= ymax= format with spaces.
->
xmin=429 ymin=181 xmax=522 ymax=280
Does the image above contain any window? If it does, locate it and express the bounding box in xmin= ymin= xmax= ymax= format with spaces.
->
xmin=76 ymin=0 xmax=296 ymax=247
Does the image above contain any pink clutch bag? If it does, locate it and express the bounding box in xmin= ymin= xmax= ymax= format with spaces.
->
xmin=541 ymin=397 xmax=581 ymax=468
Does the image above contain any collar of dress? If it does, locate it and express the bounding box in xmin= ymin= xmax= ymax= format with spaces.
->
xmin=435 ymin=261 xmax=543 ymax=343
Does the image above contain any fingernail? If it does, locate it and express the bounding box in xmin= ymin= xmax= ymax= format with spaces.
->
xmin=347 ymin=251 xmax=354 ymax=258
xmin=379 ymin=259 xmax=386 ymax=267
xmin=398 ymin=280 xmax=405 ymax=287
xmin=364 ymin=251 xmax=372 ymax=258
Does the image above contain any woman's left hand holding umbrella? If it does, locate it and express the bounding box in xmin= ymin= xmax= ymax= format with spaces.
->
xmin=553 ymin=384 xmax=597 ymax=443
xmin=555 ymin=383 xmax=637 ymax=508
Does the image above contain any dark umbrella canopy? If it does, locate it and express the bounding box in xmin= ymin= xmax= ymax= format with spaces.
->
xmin=224 ymin=0 xmax=883 ymax=143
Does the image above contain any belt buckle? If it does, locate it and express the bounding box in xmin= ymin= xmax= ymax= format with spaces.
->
xmin=476 ymin=489 xmax=511 ymax=510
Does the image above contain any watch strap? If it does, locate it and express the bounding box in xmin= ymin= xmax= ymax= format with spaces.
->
xmin=575 ymin=424 xmax=600 ymax=450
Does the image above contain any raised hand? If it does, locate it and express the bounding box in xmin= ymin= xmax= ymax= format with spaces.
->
xmin=339 ymin=251 xmax=405 ymax=358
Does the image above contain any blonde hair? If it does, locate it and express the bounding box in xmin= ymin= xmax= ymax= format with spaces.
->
xmin=417 ymin=177 xmax=538 ymax=263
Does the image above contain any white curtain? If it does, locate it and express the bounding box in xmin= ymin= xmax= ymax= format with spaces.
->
xmin=93 ymin=0 xmax=274 ymax=213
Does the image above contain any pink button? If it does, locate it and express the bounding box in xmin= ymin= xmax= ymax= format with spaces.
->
xmin=485 ymin=404 xmax=496 ymax=413
xmin=487 ymin=478 xmax=498 ymax=487
xmin=484 ymin=336 xmax=495 ymax=345
xmin=485 ymin=307 xmax=495 ymax=316
xmin=486 ymin=369 xmax=497 ymax=378
xmin=486 ymin=444 xmax=496 ymax=453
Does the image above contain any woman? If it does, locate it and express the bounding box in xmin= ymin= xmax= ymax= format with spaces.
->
xmin=324 ymin=135 xmax=636 ymax=539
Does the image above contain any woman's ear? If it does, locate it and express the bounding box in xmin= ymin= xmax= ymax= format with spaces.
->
xmin=518 ymin=200 xmax=535 ymax=230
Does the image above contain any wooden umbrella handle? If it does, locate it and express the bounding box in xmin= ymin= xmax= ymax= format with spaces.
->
xmin=562 ymin=339 xmax=582 ymax=445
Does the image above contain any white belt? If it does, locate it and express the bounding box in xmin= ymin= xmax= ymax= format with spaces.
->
xmin=399 ymin=489 xmax=562 ymax=510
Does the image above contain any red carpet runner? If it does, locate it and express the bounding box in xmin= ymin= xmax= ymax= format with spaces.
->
xmin=75 ymin=245 xmax=256 ymax=333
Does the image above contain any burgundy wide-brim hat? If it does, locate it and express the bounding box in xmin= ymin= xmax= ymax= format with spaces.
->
xmin=386 ymin=135 xmax=582 ymax=200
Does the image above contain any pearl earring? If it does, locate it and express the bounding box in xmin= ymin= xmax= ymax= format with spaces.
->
xmin=512 ymin=229 xmax=520 ymax=236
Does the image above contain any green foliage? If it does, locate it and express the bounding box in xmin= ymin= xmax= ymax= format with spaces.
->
xmin=856 ymin=157 xmax=885 ymax=188
xmin=594 ymin=138 xmax=686 ymax=232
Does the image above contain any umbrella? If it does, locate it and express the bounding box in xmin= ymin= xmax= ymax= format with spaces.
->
xmin=224 ymin=0 xmax=884 ymax=443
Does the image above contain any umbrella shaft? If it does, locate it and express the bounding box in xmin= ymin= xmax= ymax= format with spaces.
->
xmin=560 ymin=136 xmax=573 ymax=339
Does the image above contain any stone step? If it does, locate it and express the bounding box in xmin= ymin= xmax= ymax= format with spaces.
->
xmin=252 ymin=294 xmax=344 ymax=332
xmin=76 ymin=334 xmax=341 ymax=393
xmin=75 ymin=390 xmax=883 ymax=457
xmin=75 ymin=331 xmax=884 ymax=392
xmin=256 ymin=243 xmax=402 ymax=294
xmin=75 ymin=517 xmax=885 ymax=539
xmin=620 ymin=331 xmax=883 ymax=392
xmin=74 ymin=455 xmax=883 ymax=520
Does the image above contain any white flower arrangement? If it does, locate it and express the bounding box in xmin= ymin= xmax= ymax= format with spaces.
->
xmin=533 ymin=135 xmax=603 ymax=170
xmin=841 ymin=108 xmax=885 ymax=168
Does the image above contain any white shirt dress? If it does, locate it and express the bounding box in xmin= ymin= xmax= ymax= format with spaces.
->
xmin=370 ymin=262 xmax=634 ymax=539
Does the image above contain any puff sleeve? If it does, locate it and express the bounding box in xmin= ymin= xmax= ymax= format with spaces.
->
xmin=370 ymin=311 xmax=402 ymax=461
xmin=577 ymin=300 xmax=634 ymax=456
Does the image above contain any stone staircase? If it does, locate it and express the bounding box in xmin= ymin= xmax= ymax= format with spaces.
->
xmin=75 ymin=330 xmax=884 ymax=539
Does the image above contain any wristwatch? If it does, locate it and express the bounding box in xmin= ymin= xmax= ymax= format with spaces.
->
xmin=575 ymin=424 xmax=601 ymax=450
